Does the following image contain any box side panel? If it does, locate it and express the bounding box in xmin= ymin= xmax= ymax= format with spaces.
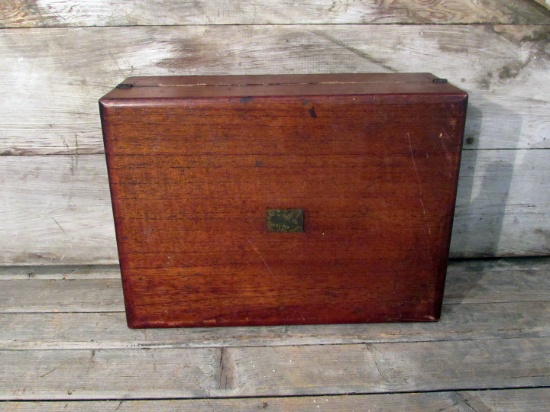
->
xmin=431 ymin=94 xmax=468 ymax=319
xmin=103 ymin=94 xmax=464 ymax=327
xmin=99 ymin=100 xmax=139 ymax=326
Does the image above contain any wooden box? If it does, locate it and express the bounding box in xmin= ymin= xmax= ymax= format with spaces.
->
xmin=99 ymin=73 xmax=467 ymax=328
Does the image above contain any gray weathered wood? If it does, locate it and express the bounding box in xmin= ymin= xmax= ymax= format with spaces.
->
xmin=0 ymin=348 xmax=218 ymax=400
xmin=2 ymin=389 xmax=548 ymax=411
xmin=3 ymin=258 xmax=549 ymax=313
xmin=1 ymin=259 xmax=548 ymax=349
xmin=0 ymin=156 xmax=117 ymax=265
xmin=0 ymin=392 xmax=475 ymax=411
xmin=451 ymin=149 xmax=550 ymax=257
xmin=2 ymin=259 xmax=548 ymax=309
xmin=1 ymin=337 xmax=548 ymax=399
xmin=220 ymin=337 xmax=550 ymax=397
xmin=0 ymin=265 xmax=120 ymax=280
xmin=0 ymin=24 xmax=548 ymax=155
xmin=533 ymin=0 xmax=550 ymax=10
xmin=1 ymin=300 xmax=548 ymax=350
xmin=2 ymin=150 xmax=550 ymax=265
xmin=445 ymin=258 xmax=550 ymax=303
xmin=1 ymin=0 xmax=548 ymax=27
xmin=458 ymin=388 xmax=550 ymax=412
xmin=0 ymin=279 xmax=124 ymax=313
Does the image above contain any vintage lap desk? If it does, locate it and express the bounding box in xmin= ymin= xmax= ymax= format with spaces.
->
xmin=99 ymin=73 xmax=467 ymax=328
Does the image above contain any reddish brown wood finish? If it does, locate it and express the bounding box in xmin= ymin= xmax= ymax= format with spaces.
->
xmin=100 ymin=73 xmax=467 ymax=328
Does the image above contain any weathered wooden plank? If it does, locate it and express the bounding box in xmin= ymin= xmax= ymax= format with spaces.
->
xmin=3 ymin=258 xmax=549 ymax=313
xmin=0 ymin=156 xmax=117 ymax=265
xmin=0 ymin=392 xmax=475 ymax=411
xmin=0 ymin=348 xmax=218 ymax=400
xmin=1 ymin=259 xmax=548 ymax=349
xmin=221 ymin=338 xmax=550 ymax=397
xmin=1 ymin=300 xmax=548 ymax=350
xmin=0 ymin=24 xmax=548 ymax=154
xmin=1 ymin=337 xmax=548 ymax=399
xmin=445 ymin=258 xmax=550 ymax=304
xmin=2 ymin=149 xmax=550 ymax=265
xmin=534 ymin=0 xmax=550 ymax=10
xmin=3 ymin=389 xmax=549 ymax=411
xmin=459 ymin=388 xmax=550 ymax=412
xmin=0 ymin=265 xmax=120 ymax=280
xmin=1 ymin=0 xmax=548 ymax=27
xmin=451 ymin=149 xmax=550 ymax=257
xmin=0 ymin=279 xmax=124 ymax=313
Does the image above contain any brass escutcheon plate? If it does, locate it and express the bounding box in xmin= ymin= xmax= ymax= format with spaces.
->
xmin=266 ymin=209 xmax=304 ymax=232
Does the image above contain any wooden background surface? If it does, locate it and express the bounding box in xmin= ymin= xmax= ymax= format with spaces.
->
xmin=1 ymin=0 xmax=549 ymax=265
xmin=1 ymin=2 xmax=550 ymax=410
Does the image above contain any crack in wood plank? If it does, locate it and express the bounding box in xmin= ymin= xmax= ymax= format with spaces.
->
xmin=456 ymin=391 xmax=493 ymax=412
xmin=365 ymin=344 xmax=391 ymax=385
xmin=217 ymin=348 xmax=237 ymax=391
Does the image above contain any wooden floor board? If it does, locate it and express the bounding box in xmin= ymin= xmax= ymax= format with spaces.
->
xmin=2 ymin=259 xmax=549 ymax=313
xmin=1 ymin=337 xmax=548 ymax=400
xmin=458 ymin=388 xmax=550 ymax=412
xmin=0 ymin=392 xmax=475 ymax=412
xmin=1 ymin=388 xmax=549 ymax=411
xmin=0 ymin=300 xmax=548 ymax=350
xmin=0 ymin=259 xmax=548 ymax=404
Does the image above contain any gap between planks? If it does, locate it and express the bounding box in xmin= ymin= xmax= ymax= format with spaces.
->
xmin=1 ymin=337 xmax=549 ymax=399
xmin=0 ymin=388 xmax=549 ymax=411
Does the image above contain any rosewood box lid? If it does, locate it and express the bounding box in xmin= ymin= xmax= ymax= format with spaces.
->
xmin=101 ymin=72 xmax=466 ymax=99
xmin=100 ymin=73 xmax=467 ymax=328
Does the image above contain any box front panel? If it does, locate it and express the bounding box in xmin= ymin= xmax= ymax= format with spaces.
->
xmin=102 ymin=94 xmax=465 ymax=327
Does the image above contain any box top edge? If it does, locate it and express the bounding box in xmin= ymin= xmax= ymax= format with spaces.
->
xmin=100 ymin=73 xmax=467 ymax=101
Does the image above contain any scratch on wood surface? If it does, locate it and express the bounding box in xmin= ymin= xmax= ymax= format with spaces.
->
xmin=407 ymin=132 xmax=431 ymax=235
xmin=40 ymin=366 xmax=59 ymax=378
xmin=248 ymin=239 xmax=276 ymax=279
xmin=52 ymin=217 xmax=66 ymax=234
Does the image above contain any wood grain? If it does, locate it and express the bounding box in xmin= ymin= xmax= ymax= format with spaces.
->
xmin=1 ymin=258 xmax=548 ymax=349
xmin=1 ymin=337 xmax=548 ymax=399
xmin=0 ymin=155 xmax=117 ymax=265
xmin=0 ymin=24 xmax=548 ymax=155
xmin=533 ymin=0 xmax=550 ymax=10
xmin=1 ymin=301 xmax=548 ymax=350
xmin=3 ymin=258 xmax=550 ymax=312
xmin=0 ymin=393 xmax=473 ymax=412
xmin=2 ymin=149 xmax=549 ymax=265
xmin=0 ymin=264 xmax=121 ymax=280
xmin=101 ymin=75 xmax=466 ymax=327
xmin=0 ymin=279 xmax=124 ymax=313
xmin=1 ymin=0 xmax=548 ymax=27
xmin=224 ymin=337 xmax=550 ymax=396
xmin=458 ymin=388 xmax=550 ymax=412
xmin=1 ymin=389 xmax=548 ymax=411
xmin=0 ymin=260 xmax=548 ymax=404
xmin=444 ymin=258 xmax=550 ymax=304
xmin=1 ymin=0 xmax=549 ymax=407
xmin=0 ymin=348 xmax=218 ymax=400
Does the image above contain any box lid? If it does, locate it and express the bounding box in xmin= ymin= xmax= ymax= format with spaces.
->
xmin=100 ymin=73 xmax=467 ymax=101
